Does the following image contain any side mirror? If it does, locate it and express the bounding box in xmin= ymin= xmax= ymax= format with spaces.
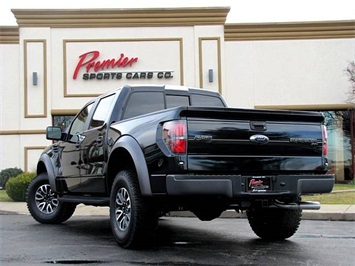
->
xmin=46 ymin=126 xmax=63 ymax=140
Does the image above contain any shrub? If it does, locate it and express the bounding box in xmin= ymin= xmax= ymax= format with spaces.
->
xmin=6 ymin=172 xmax=36 ymax=202
xmin=0 ymin=168 xmax=23 ymax=189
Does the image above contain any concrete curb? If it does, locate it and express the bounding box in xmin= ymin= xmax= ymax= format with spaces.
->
xmin=167 ymin=208 xmax=355 ymax=221
xmin=0 ymin=202 xmax=354 ymax=221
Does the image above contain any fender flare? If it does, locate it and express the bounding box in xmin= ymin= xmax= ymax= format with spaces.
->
xmin=38 ymin=154 xmax=58 ymax=192
xmin=109 ymin=135 xmax=152 ymax=196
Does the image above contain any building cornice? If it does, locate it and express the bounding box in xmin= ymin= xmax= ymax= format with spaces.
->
xmin=12 ymin=7 xmax=230 ymax=28
xmin=0 ymin=26 xmax=19 ymax=44
xmin=7 ymin=9 xmax=355 ymax=41
xmin=225 ymin=20 xmax=355 ymax=41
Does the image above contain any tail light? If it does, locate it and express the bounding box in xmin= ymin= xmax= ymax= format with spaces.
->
xmin=162 ymin=120 xmax=187 ymax=154
xmin=322 ymin=125 xmax=328 ymax=156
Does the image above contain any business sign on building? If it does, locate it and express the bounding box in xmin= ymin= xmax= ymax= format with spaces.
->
xmin=64 ymin=38 xmax=183 ymax=96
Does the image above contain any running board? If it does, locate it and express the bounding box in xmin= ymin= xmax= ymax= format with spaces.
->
xmin=59 ymin=195 xmax=110 ymax=206
xmin=269 ymin=201 xmax=321 ymax=210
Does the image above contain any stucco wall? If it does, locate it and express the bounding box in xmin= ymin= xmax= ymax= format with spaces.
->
xmin=0 ymin=8 xmax=354 ymax=172
xmin=224 ymin=38 xmax=355 ymax=109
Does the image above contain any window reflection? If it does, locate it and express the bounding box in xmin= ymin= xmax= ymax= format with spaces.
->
xmin=323 ymin=109 xmax=354 ymax=181
xmin=53 ymin=115 xmax=75 ymax=130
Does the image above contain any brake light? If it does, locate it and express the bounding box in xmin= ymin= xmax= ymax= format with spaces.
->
xmin=163 ymin=120 xmax=187 ymax=154
xmin=322 ymin=125 xmax=328 ymax=156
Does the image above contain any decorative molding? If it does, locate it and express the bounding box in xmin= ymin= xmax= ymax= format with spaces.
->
xmin=255 ymin=104 xmax=355 ymax=110
xmin=51 ymin=109 xmax=79 ymax=115
xmin=24 ymin=146 xmax=46 ymax=171
xmin=24 ymin=39 xmax=48 ymax=118
xmin=198 ymin=37 xmax=222 ymax=93
xmin=225 ymin=20 xmax=355 ymax=41
xmin=0 ymin=26 xmax=19 ymax=44
xmin=12 ymin=7 xmax=230 ymax=28
xmin=63 ymin=38 xmax=184 ymax=97
xmin=0 ymin=130 xmax=46 ymax=136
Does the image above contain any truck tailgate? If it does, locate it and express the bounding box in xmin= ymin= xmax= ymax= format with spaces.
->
xmin=182 ymin=107 xmax=327 ymax=174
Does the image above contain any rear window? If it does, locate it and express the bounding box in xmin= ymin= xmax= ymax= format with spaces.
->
xmin=190 ymin=94 xmax=225 ymax=107
xmin=166 ymin=95 xmax=190 ymax=108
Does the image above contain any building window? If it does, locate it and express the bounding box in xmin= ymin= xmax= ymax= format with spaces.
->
xmin=53 ymin=115 xmax=75 ymax=129
xmin=323 ymin=109 xmax=355 ymax=182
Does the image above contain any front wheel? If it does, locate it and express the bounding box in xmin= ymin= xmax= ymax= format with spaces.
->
xmin=110 ymin=170 xmax=158 ymax=249
xmin=247 ymin=207 xmax=302 ymax=240
xmin=26 ymin=173 xmax=76 ymax=224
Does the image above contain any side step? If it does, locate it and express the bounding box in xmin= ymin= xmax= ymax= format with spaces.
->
xmin=59 ymin=195 xmax=110 ymax=206
xmin=269 ymin=201 xmax=321 ymax=210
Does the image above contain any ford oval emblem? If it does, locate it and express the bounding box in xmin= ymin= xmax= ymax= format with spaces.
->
xmin=250 ymin=134 xmax=269 ymax=144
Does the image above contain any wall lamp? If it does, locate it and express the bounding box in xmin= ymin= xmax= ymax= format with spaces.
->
xmin=32 ymin=72 xmax=38 ymax=86
xmin=208 ymin=69 xmax=213 ymax=83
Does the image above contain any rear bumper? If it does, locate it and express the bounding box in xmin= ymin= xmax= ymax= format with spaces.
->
xmin=166 ymin=174 xmax=335 ymax=198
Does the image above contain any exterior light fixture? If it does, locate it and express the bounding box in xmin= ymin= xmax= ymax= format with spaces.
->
xmin=32 ymin=72 xmax=38 ymax=86
xmin=208 ymin=69 xmax=213 ymax=83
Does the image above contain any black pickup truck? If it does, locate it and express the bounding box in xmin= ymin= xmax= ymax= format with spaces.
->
xmin=27 ymin=84 xmax=334 ymax=248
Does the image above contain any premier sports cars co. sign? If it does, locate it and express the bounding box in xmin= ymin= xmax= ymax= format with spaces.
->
xmin=72 ymin=50 xmax=174 ymax=81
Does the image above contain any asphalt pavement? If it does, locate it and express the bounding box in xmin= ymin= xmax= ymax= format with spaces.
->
xmin=2 ymin=214 xmax=355 ymax=266
xmin=1 ymin=201 xmax=354 ymax=221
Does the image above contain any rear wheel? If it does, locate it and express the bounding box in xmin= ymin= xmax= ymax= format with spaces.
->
xmin=110 ymin=170 xmax=158 ymax=248
xmin=247 ymin=207 xmax=302 ymax=240
xmin=26 ymin=173 xmax=76 ymax=224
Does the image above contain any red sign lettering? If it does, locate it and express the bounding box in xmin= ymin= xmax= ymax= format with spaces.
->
xmin=73 ymin=51 xmax=139 ymax=79
xmin=249 ymin=179 xmax=263 ymax=188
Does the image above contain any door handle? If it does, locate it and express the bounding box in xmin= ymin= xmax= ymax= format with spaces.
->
xmin=250 ymin=121 xmax=267 ymax=131
xmin=75 ymin=134 xmax=85 ymax=150
xmin=96 ymin=136 xmax=104 ymax=146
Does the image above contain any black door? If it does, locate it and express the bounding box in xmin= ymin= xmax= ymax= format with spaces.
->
xmin=60 ymin=102 xmax=94 ymax=192
xmin=80 ymin=94 xmax=115 ymax=194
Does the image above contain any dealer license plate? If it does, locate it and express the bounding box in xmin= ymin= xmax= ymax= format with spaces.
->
xmin=247 ymin=176 xmax=271 ymax=192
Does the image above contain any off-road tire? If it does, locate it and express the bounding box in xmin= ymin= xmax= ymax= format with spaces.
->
xmin=26 ymin=173 xmax=76 ymax=224
xmin=247 ymin=207 xmax=302 ymax=240
xmin=110 ymin=170 xmax=159 ymax=249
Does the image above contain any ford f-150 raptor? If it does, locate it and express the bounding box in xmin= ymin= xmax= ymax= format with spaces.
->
xmin=26 ymin=84 xmax=334 ymax=248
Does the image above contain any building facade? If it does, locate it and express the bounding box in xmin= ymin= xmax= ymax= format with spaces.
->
xmin=0 ymin=7 xmax=354 ymax=181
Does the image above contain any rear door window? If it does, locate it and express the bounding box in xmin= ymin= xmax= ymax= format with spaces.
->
xmin=123 ymin=92 xmax=165 ymax=119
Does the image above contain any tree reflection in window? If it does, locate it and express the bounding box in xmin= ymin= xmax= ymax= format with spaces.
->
xmin=322 ymin=109 xmax=354 ymax=181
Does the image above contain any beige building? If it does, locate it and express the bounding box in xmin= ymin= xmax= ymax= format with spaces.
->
xmin=0 ymin=7 xmax=354 ymax=181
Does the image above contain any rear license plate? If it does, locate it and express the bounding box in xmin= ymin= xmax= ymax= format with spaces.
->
xmin=247 ymin=176 xmax=271 ymax=192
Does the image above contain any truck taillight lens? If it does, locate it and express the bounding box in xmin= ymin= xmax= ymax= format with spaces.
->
xmin=163 ymin=120 xmax=187 ymax=154
xmin=322 ymin=125 xmax=328 ymax=156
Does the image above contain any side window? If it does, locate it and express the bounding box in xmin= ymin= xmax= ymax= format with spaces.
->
xmin=166 ymin=95 xmax=190 ymax=108
xmin=68 ymin=103 xmax=94 ymax=142
xmin=123 ymin=92 xmax=164 ymax=119
xmin=90 ymin=94 xmax=115 ymax=129
xmin=190 ymin=94 xmax=225 ymax=107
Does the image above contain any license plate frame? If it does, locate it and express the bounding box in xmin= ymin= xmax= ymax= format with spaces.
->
xmin=247 ymin=176 xmax=271 ymax=192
